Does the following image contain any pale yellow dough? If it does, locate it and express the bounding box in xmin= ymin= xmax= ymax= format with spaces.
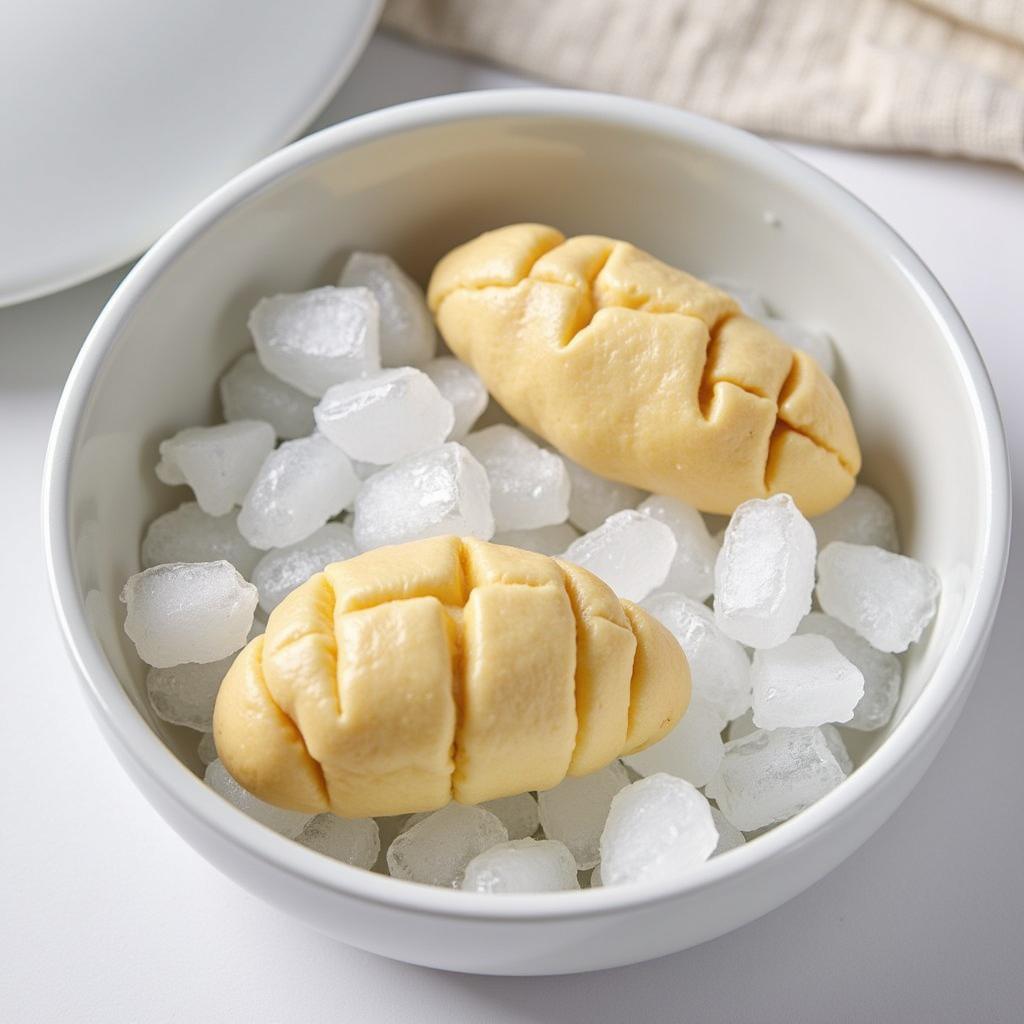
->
xmin=213 ymin=536 xmax=689 ymax=818
xmin=427 ymin=224 xmax=861 ymax=515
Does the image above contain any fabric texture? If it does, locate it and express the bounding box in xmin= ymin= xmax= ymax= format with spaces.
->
xmin=383 ymin=0 xmax=1024 ymax=168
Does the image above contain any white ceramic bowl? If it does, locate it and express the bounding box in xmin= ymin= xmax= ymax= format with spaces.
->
xmin=44 ymin=91 xmax=1010 ymax=975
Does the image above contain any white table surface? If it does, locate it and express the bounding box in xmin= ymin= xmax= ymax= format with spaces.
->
xmin=3 ymin=31 xmax=1022 ymax=1022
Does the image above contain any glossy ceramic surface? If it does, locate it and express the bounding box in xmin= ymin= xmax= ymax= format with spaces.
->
xmin=1 ymin=0 xmax=381 ymax=305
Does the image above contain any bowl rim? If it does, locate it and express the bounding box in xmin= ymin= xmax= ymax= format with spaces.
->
xmin=43 ymin=88 xmax=1011 ymax=923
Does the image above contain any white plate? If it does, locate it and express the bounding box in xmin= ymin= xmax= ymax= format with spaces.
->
xmin=0 ymin=0 xmax=381 ymax=306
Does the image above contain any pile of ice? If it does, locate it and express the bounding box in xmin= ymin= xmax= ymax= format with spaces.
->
xmin=120 ymin=261 xmax=940 ymax=892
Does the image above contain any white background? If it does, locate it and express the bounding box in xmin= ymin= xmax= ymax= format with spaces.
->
xmin=2 ymin=31 xmax=1022 ymax=1022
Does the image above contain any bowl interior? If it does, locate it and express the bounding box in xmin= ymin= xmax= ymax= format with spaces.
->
xmin=65 ymin=107 xmax=987 ymax=819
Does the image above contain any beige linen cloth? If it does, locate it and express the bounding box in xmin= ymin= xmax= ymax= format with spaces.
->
xmin=383 ymin=0 xmax=1024 ymax=168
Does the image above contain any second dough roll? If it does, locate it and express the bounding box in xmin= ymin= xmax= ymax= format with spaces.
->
xmin=213 ymin=536 xmax=689 ymax=818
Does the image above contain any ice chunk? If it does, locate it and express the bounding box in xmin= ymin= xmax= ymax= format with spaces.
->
xmin=563 ymin=510 xmax=676 ymax=602
xmin=339 ymin=252 xmax=436 ymax=367
xmin=147 ymin=654 xmax=236 ymax=731
xmin=751 ymin=634 xmax=864 ymax=729
xmin=493 ymin=522 xmax=580 ymax=556
xmin=537 ymin=761 xmax=630 ymax=869
xmin=352 ymin=442 xmax=494 ymax=550
xmin=589 ymin=864 xmax=603 ymax=888
xmin=219 ymin=351 xmax=317 ymax=440
xmin=156 ymin=421 xmax=274 ymax=516
xmin=386 ymin=803 xmax=508 ymax=887
xmin=422 ymin=357 xmax=488 ymax=441
xmin=600 ymin=774 xmax=717 ymax=886
xmin=238 ymin=433 xmax=359 ymax=550
xmin=765 ymin=317 xmax=836 ymax=377
xmin=197 ymin=732 xmax=217 ymax=766
xmin=314 ymin=368 xmax=453 ymax=465
xmin=480 ymin=793 xmax=539 ymax=841
xmin=204 ymin=759 xmax=311 ymax=838
xmin=142 ymin=501 xmax=260 ymax=578
xmin=252 ymin=523 xmax=358 ymax=615
xmin=642 ymin=593 xmax=751 ymax=725
xmin=820 ymin=724 xmax=854 ymax=775
xmin=622 ymin=697 xmax=724 ymax=787
xmin=637 ymin=495 xmax=717 ymax=601
xmin=705 ymin=726 xmax=847 ymax=831
xmin=816 ymin=542 xmax=940 ymax=653
xmin=564 ymin=457 xmax=645 ymax=532
xmin=249 ymin=286 xmax=380 ymax=397
xmin=797 ymin=612 xmax=902 ymax=731
xmin=705 ymin=276 xmax=769 ymax=318
xmin=463 ymin=425 xmax=570 ymax=531
xmin=710 ymin=806 xmax=746 ymax=855
xmin=812 ymin=484 xmax=899 ymax=552
xmin=714 ymin=494 xmax=816 ymax=649
xmin=295 ymin=814 xmax=380 ymax=869
xmin=121 ymin=561 xmax=257 ymax=668
xmin=461 ymin=838 xmax=579 ymax=893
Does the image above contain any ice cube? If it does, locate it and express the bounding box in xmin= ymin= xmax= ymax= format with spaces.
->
xmin=710 ymin=806 xmax=746 ymax=855
xmin=339 ymin=252 xmax=436 ymax=367
xmin=121 ymin=561 xmax=257 ymax=667
xmin=142 ymin=501 xmax=260 ymax=578
xmin=248 ymin=286 xmax=380 ymax=397
xmin=764 ymin=317 xmax=836 ymax=377
xmin=562 ymin=510 xmax=676 ymax=602
xmin=352 ymin=442 xmax=494 ymax=550
xmin=219 ymin=351 xmax=317 ymax=440
xmin=637 ymin=496 xmax=718 ymax=601
xmin=421 ymin=357 xmax=488 ymax=441
xmin=386 ymin=802 xmax=508 ymax=887
xmin=820 ymin=724 xmax=854 ymax=775
xmin=398 ymin=811 xmax=429 ymax=834
xmin=238 ymin=433 xmax=360 ymax=550
xmin=463 ymin=425 xmax=570 ymax=531
xmin=641 ymin=592 xmax=751 ymax=724
xmin=816 ymin=542 xmax=940 ymax=653
xmin=252 ymin=522 xmax=358 ymax=615
xmin=461 ymin=838 xmax=579 ymax=893
xmin=146 ymin=653 xmax=236 ymax=731
xmin=714 ymin=494 xmax=816 ymax=649
xmin=493 ymin=522 xmax=581 ymax=556
xmin=797 ymin=612 xmax=901 ymax=731
xmin=402 ymin=796 xmax=539 ymax=843
xmin=480 ymin=793 xmax=539 ymax=841
xmin=564 ymin=457 xmax=646 ymax=532
xmin=197 ymin=732 xmax=217 ymax=766
xmin=314 ymin=368 xmax=454 ymax=465
xmin=537 ymin=761 xmax=630 ymax=869
xmin=705 ymin=276 xmax=769 ymax=318
xmin=599 ymin=774 xmax=718 ymax=886
xmin=156 ymin=421 xmax=275 ymax=516
xmin=751 ymin=634 xmax=864 ymax=730
xmin=622 ymin=697 xmax=724 ymax=787
xmin=204 ymin=759 xmax=311 ymax=838
xmin=811 ymin=484 xmax=899 ymax=552
xmin=705 ymin=726 xmax=847 ymax=831
xmin=295 ymin=814 xmax=380 ymax=869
